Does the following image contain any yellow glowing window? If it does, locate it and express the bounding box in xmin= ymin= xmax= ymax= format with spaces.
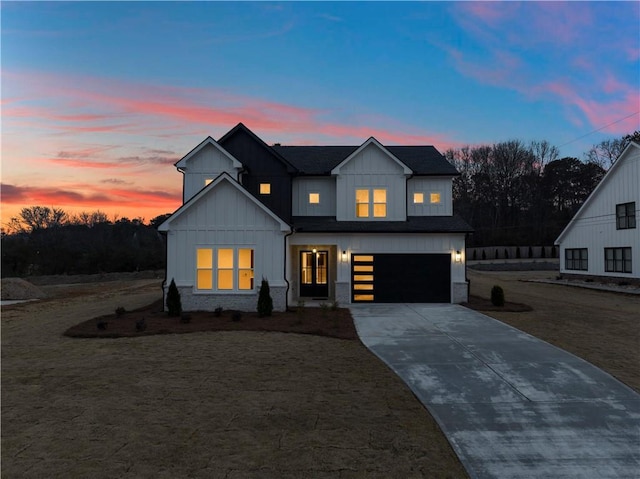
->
xmin=353 ymin=255 xmax=374 ymax=262
xmin=238 ymin=249 xmax=254 ymax=290
xmin=354 ymin=284 xmax=374 ymax=290
xmin=260 ymin=183 xmax=271 ymax=195
xmin=205 ymin=178 xmax=214 ymax=186
xmin=353 ymin=265 xmax=374 ymax=272
xmin=354 ymin=294 xmax=374 ymax=301
xmin=430 ymin=192 xmax=441 ymax=204
xmin=196 ymin=248 xmax=213 ymax=289
xmin=356 ymin=189 xmax=369 ymax=217
xmin=309 ymin=193 xmax=320 ymax=204
xmin=354 ymin=274 xmax=374 ymax=282
xmin=217 ymin=249 xmax=234 ymax=290
xmin=413 ymin=192 xmax=424 ymax=204
xmin=373 ymin=189 xmax=386 ymax=217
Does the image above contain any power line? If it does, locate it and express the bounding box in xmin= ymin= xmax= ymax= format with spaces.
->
xmin=558 ymin=111 xmax=640 ymax=148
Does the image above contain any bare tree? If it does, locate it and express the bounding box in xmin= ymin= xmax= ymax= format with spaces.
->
xmin=585 ymin=137 xmax=626 ymax=169
xmin=17 ymin=206 xmax=68 ymax=231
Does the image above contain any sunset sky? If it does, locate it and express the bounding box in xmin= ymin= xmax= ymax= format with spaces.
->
xmin=2 ymin=1 xmax=639 ymax=224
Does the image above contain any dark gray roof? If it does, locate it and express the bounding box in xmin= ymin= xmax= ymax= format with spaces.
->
xmin=292 ymin=216 xmax=473 ymax=233
xmin=272 ymin=145 xmax=458 ymax=176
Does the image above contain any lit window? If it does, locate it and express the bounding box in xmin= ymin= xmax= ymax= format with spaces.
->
xmin=196 ymin=248 xmax=213 ymax=289
xmin=356 ymin=189 xmax=369 ymax=217
xmin=309 ymin=193 xmax=320 ymax=204
xmin=238 ymin=249 xmax=254 ymax=290
xmin=205 ymin=178 xmax=214 ymax=186
xmin=430 ymin=192 xmax=441 ymax=204
xmin=373 ymin=189 xmax=386 ymax=217
xmin=355 ymin=189 xmax=386 ymax=218
xmin=260 ymin=183 xmax=271 ymax=195
xmin=413 ymin=193 xmax=424 ymax=204
xmin=217 ymin=249 xmax=234 ymax=289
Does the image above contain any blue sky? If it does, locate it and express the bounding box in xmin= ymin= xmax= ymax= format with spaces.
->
xmin=2 ymin=1 xmax=639 ymax=221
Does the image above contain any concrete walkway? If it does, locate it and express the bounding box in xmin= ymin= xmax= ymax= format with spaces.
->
xmin=350 ymin=304 xmax=640 ymax=479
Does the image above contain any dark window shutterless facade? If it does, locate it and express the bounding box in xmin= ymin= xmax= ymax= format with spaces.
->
xmin=616 ymin=202 xmax=636 ymax=230
xmin=604 ymin=247 xmax=632 ymax=273
xmin=565 ymin=248 xmax=588 ymax=271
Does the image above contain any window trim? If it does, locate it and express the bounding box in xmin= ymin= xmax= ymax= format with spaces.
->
xmin=616 ymin=202 xmax=636 ymax=230
xmin=604 ymin=247 xmax=632 ymax=274
xmin=565 ymin=248 xmax=588 ymax=271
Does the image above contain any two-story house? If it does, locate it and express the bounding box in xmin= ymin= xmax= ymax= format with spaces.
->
xmin=555 ymin=141 xmax=639 ymax=282
xmin=158 ymin=123 xmax=473 ymax=311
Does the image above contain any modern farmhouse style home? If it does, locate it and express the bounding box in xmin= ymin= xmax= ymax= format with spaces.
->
xmin=158 ymin=123 xmax=473 ymax=311
xmin=556 ymin=141 xmax=639 ymax=282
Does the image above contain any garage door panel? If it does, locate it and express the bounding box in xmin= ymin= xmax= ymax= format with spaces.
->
xmin=352 ymin=253 xmax=450 ymax=303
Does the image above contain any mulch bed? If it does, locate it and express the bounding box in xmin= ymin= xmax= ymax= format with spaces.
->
xmin=64 ymin=299 xmax=359 ymax=340
xmin=462 ymin=295 xmax=533 ymax=312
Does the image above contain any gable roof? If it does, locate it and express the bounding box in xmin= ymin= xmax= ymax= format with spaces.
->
xmin=555 ymin=141 xmax=640 ymax=244
xmin=330 ymin=137 xmax=413 ymax=175
xmin=218 ymin=123 xmax=298 ymax=173
xmin=158 ymin=172 xmax=291 ymax=232
xmin=174 ymin=136 xmax=242 ymax=170
xmin=272 ymin=144 xmax=457 ymax=176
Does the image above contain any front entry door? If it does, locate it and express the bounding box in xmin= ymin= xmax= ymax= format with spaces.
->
xmin=300 ymin=250 xmax=329 ymax=298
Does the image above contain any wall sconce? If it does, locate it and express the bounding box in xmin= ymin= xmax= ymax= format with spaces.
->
xmin=455 ymin=250 xmax=462 ymax=263
xmin=312 ymin=248 xmax=317 ymax=253
xmin=341 ymin=250 xmax=348 ymax=263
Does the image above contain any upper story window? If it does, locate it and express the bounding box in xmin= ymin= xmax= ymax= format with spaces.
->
xmin=413 ymin=193 xmax=424 ymax=204
xmin=430 ymin=192 xmax=441 ymax=204
xmin=356 ymin=188 xmax=386 ymax=218
xmin=260 ymin=183 xmax=271 ymax=195
xmin=309 ymin=193 xmax=320 ymax=204
xmin=616 ymin=202 xmax=636 ymax=229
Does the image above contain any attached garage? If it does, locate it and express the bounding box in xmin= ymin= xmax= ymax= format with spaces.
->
xmin=352 ymin=253 xmax=451 ymax=303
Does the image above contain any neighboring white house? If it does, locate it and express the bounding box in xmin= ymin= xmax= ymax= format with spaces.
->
xmin=159 ymin=123 xmax=473 ymax=311
xmin=555 ymin=141 xmax=639 ymax=282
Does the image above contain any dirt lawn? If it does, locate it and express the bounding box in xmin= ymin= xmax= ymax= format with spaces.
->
xmin=1 ymin=280 xmax=467 ymax=478
xmin=467 ymin=269 xmax=640 ymax=392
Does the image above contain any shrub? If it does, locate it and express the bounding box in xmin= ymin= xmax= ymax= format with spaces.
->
xmin=135 ymin=318 xmax=146 ymax=332
xmin=166 ymin=278 xmax=182 ymax=317
xmin=115 ymin=306 xmax=126 ymax=317
xmin=320 ymin=302 xmax=330 ymax=317
xmin=97 ymin=319 xmax=108 ymax=330
xmin=551 ymin=245 xmax=557 ymax=257
xmin=495 ymin=249 xmax=499 ymax=259
xmin=504 ymin=248 xmax=509 ymax=259
xmin=214 ymin=306 xmax=223 ymax=317
xmin=330 ymin=300 xmax=339 ymax=311
xmin=231 ymin=311 xmax=242 ymax=322
xmin=541 ymin=246 xmax=546 ymax=258
xmin=491 ymin=285 xmax=505 ymax=307
xmin=473 ymin=249 xmax=477 ymax=260
xmin=257 ymin=278 xmax=273 ymax=317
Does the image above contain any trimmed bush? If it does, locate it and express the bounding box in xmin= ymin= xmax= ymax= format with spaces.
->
xmin=257 ymin=278 xmax=273 ymax=317
xmin=491 ymin=285 xmax=505 ymax=307
xmin=166 ymin=278 xmax=182 ymax=317
xmin=214 ymin=306 xmax=223 ymax=317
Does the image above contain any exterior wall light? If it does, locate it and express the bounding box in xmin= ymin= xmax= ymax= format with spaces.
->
xmin=312 ymin=248 xmax=317 ymax=253
xmin=455 ymin=250 xmax=462 ymax=263
xmin=341 ymin=250 xmax=348 ymax=263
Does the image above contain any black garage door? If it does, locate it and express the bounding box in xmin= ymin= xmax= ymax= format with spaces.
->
xmin=352 ymin=254 xmax=451 ymax=303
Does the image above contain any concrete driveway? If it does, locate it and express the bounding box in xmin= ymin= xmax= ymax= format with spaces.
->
xmin=350 ymin=304 xmax=640 ymax=479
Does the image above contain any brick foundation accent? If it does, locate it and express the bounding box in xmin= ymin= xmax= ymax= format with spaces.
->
xmin=165 ymin=285 xmax=287 ymax=312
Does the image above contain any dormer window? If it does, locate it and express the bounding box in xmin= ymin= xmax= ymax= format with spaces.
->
xmin=356 ymin=188 xmax=387 ymax=218
xmin=430 ymin=192 xmax=441 ymax=204
xmin=413 ymin=193 xmax=424 ymax=204
xmin=260 ymin=183 xmax=271 ymax=195
xmin=309 ymin=193 xmax=320 ymax=204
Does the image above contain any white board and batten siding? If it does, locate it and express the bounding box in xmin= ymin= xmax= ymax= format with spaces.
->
xmin=407 ymin=177 xmax=454 ymax=216
xmin=166 ymin=181 xmax=287 ymax=287
xmin=557 ymin=143 xmax=640 ymax=278
xmin=182 ymin=143 xmax=242 ymax=203
xmin=335 ymin=143 xmax=409 ymax=221
xmin=292 ymin=177 xmax=336 ymax=216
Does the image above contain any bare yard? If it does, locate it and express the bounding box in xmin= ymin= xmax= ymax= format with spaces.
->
xmin=1 ymin=279 xmax=466 ymax=478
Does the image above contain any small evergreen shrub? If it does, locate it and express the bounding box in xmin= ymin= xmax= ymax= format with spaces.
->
xmin=491 ymin=285 xmax=505 ymax=307
xmin=320 ymin=302 xmax=330 ymax=317
xmin=97 ymin=319 xmax=108 ymax=330
xmin=551 ymin=245 xmax=557 ymax=257
xmin=504 ymin=248 xmax=509 ymax=259
xmin=180 ymin=313 xmax=191 ymax=324
xmin=166 ymin=278 xmax=182 ymax=317
xmin=115 ymin=306 xmax=126 ymax=317
xmin=541 ymin=246 xmax=546 ymax=258
xmin=257 ymin=278 xmax=273 ymax=317
xmin=135 ymin=318 xmax=146 ymax=332
xmin=330 ymin=300 xmax=339 ymax=311
xmin=495 ymin=249 xmax=499 ymax=259
xmin=214 ymin=306 xmax=223 ymax=317
xmin=473 ymin=249 xmax=477 ymax=260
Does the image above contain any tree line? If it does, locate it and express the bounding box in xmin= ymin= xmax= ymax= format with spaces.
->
xmin=1 ymin=208 xmax=170 ymax=277
xmin=446 ymin=132 xmax=638 ymax=246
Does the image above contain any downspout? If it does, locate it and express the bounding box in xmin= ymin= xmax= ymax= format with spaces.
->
xmin=284 ymin=227 xmax=294 ymax=311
